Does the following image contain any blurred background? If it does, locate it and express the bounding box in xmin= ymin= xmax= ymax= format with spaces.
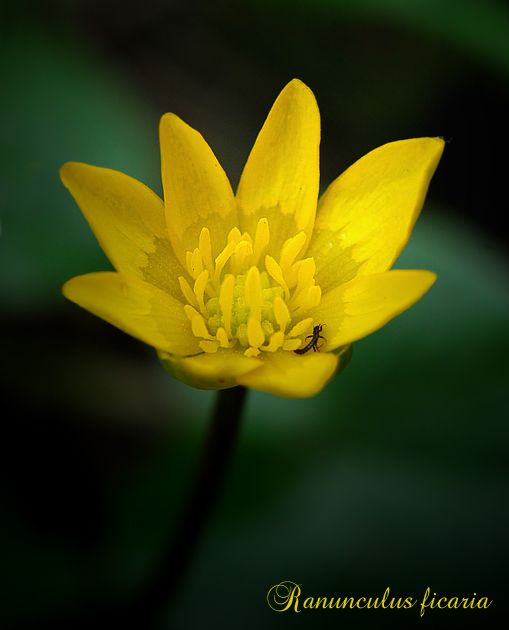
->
xmin=1 ymin=0 xmax=508 ymax=628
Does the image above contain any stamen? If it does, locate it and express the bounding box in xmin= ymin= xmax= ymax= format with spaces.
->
xmin=187 ymin=247 xmax=203 ymax=280
xmin=247 ymin=316 xmax=265 ymax=349
xmin=288 ymin=257 xmax=316 ymax=311
xmin=178 ymin=276 xmax=199 ymax=310
xmin=273 ymin=294 xmax=290 ymax=332
xmin=265 ymin=255 xmax=290 ymax=301
xmin=279 ymin=231 xmax=306 ymax=274
xmin=230 ymin=240 xmax=253 ymax=275
xmin=282 ymin=338 xmax=302 ymax=351
xmin=184 ymin=304 xmax=200 ymax=321
xmin=217 ymin=327 xmax=233 ymax=348
xmin=291 ymin=284 xmax=321 ymax=315
xmin=253 ymin=217 xmax=270 ymax=266
xmin=193 ymin=269 xmax=209 ymax=318
xmin=200 ymin=340 xmax=220 ymax=353
xmin=287 ymin=317 xmax=313 ymax=338
xmin=245 ymin=266 xmax=263 ymax=324
xmin=213 ymin=240 xmax=236 ymax=288
xmin=199 ymin=227 xmax=214 ymax=277
xmin=219 ymin=273 xmax=235 ymax=337
xmin=191 ymin=313 xmax=215 ymax=340
xmin=228 ymin=227 xmax=242 ymax=244
xmin=262 ymin=330 xmax=285 ymax=352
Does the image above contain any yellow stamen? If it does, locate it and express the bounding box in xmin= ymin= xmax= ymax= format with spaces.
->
xmin=178 ymin=276 xmax=199 ymax=310
xmin=219 ymin=273 xmax=235 ymax=337
xmin=287 ymin=317 xmax=313 ymax=338
xmin=199 ymin=340 xmax=220 ymax=353
xmin=262 ymin=330 xmax=285 ymax=352
xmin=253 ymin=217 xmax=270 ymax=266
xmin=199 ymin=227 xmax=214 ymax=277
xmin=217 ymin=327 xmax=233 ymax=348
xmin=213 ymin=240 xmax=236 ymax=288
xmin=282 ymin=338 xmax=302 ymax=351
xmin=191 ymin=314 xmax=215 ymax=340
xmin=279 ymin=231 xmax=306 ymax=276
xmin=230 ymin=240 xmax=253 ymax=275
xmin=193 ymin=269 xmax=209 ymax=317
xmin=247 ymin=315 xmax=265 ymax=349
xmin=245 ymin=266 xmax=263 ymax=324
xmin=273 ymin=294 xmax=290 ymax=332
xmin=187 ymin=247 xmax=203 ymax=280
xmin=265 ymin=255 xmax=290 ymax=301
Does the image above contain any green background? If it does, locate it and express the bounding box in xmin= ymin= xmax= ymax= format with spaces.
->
xmin=1 ymin=0 xmax=508 ymax=628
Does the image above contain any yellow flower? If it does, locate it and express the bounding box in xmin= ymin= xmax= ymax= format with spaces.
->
xmin=61 ymin=79 xmax=443 ymax=398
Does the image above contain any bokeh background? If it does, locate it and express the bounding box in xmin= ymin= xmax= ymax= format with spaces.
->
xmin=1 ymin=0 xmax=508 ymax=628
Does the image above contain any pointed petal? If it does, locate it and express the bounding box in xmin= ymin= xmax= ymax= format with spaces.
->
xmin=237 ymin=350 xmax=340 ymax=398
xmin=159 ymin=113 xmax=238 ymax=266
xmin=158 ymin=348 xmax=263 ymax=390
xmin=63 ymin=272 xmax=200 ymax=355
xmin=60 ymin=163 xmax=184 ymax=300
xmin=236 ymin=79 xmax=320 ymax=255
xmin=309 ymin=138 xmax=444 ymax=292
xmin=310 ymin=270 xmax=436 ymax=349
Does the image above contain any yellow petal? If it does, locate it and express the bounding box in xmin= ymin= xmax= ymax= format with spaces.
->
xmin=63 ymin=272 xmax=200 ymax=355
xmin=310 ymin=270 xmax=436 ymax=349
xmin=60 ymin=163 xmax=184 ymax=300
xmin=309 ymin=138 xmax=444 ymax=293
xmin=236 ymin=79 xmax=320 ymax=256
xmin=158 ymin=348 xmax=263 ymax=390
xmin=237 ymin=350 xmax=340 ymax=398
xmin=159 ymin=113 xmax=238 ymax=267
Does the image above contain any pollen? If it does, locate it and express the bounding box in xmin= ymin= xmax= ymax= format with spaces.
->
xmin=179 ymin=220 xmax=322 ymax=356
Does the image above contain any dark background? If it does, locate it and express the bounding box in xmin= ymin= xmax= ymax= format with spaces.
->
xmin=1 ymin=0 xmax=508 ymax=628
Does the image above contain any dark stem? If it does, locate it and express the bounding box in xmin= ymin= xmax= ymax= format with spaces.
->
xmin=133 ymin=385 xmax=248 ymax=626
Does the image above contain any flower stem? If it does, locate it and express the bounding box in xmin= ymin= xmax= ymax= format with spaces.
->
xmin=136 ymin=385 xmax=248 ymax=626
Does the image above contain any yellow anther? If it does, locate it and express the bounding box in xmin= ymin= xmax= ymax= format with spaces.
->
xmin=273 ymin=294 xmax=290 ymax=332
xmin=288 ymin=257 xmax=316 ymax=310
xmin=178 ymin=276 xmax=199 ymax=310
xmin=193 ymin=269 xmax=209 ymax=317
xmin=244 ymin=347 xmax=261 ymax=358
xmin=199 ymin=340 xmax=220 ymax=353
xmin=253 ymin=217 xmax=270 ymax=266
xmin=213 ymin=240 xmax=236 ymax=288
xmin=199 ymin=227 xmax=214 ymax=277
xmin=265 ymin=255 xmax=290 ymax=301
xmin=217 ymin=327 xmax=233 ymax=348
xmin=228 ymin=227 xmax=242 ymax=244
xmin=247 ymin=315 xmax=265 ymax=349
xmin=262 ymin=330 xmax=285 ymax=352
xmin=187 ymin=247 xmax=203 ymax=280
xmin=291 ymin=284 xmax=321 ymax=315
xmin=219 ymin=273 xmax=235 ymax=337
xmin=279 ymin=231 xmax=306 ymax=274
xmin=191 ymin=314 xmax=215 ymax=340
xmin=287 ymin=317 xmax=313 ymax=338
xmin=245 ymin=266 xmax=263 ymax=323
xmin=230 ymin=240 xmax=253 ymax=275
xmin=282 ymin=338 xmax=302 ymax=351
xmin=184 ymin=304 xmax=200 ymax=321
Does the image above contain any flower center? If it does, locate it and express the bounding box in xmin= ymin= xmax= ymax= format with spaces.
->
xmin=178 ymin=218 xmax=321 ymax=357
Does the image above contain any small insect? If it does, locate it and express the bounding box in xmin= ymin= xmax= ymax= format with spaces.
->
xmin=294 ymin=324 xmax=326 ymax=355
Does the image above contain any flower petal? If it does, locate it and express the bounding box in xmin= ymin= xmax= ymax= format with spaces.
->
xmin=60 ymin=163 xmax=185 ymax=299
xmin=63 ymin=272 xmax=200 ymax=355
xmin=158 ymin=348 xmax=263 ymax=390
xmin=159 ymin=113 xmax=238 ymax=266
xmin=236 ymin=79 xmax=320 ymax=255
xmin=237 ymin=349 xmax=340 ymax=398
xmin=310 ymin=270 xmax=436 ymax=349
xmin=309 ymin=138 xmax=444 ymax=293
